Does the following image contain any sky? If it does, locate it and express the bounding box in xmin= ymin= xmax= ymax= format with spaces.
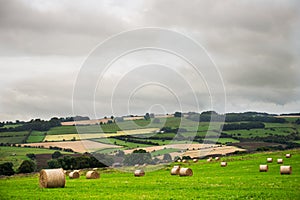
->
xmin=0 ymin=0 xmax=299 ymax=121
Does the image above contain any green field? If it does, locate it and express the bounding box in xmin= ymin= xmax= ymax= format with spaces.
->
xmin=0 ymin=147 xmax=72 ymax=170
xmin=0 ymin=149 xmax=299 ymax=199
xmin=223 ymin=127 xmax=295 ymax=138
xmin=26 ymin=131 xmax=46 ymax=143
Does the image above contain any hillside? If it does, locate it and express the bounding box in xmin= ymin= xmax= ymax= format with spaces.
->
xmin=0 ymin=149 xmax=299 ymax=199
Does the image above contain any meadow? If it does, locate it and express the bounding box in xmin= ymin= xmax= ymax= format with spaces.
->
xmin=0 ymin=149 xmax=299 ymax=199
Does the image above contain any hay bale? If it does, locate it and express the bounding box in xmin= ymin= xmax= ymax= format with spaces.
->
xmin=179 ymin=168 xmax=193 ymax=176
xmin=134 ymin=164 xmax=139 ymax=167
xmin=177 ymin=160 xmax=181 ymax=163
xmin=39 ymin=168 xmax=65 ymax=188
xmin=277 ymin=158 xmax=283 ymax=164
xmin=267 ymin=158 xmax=273 ymax=163
xmin=215 ymin=157 xmax=220 ymax=161
xmin=259 ymin=165 xmax=268 ymax=172
xmin=182 ymin=159 xmax=188 ymax=163
xmin=220 ymin=162 xmax=227 ymax=167
xmin=193 ymin=159 xmax=198 ymax=163
xmin=69 ymin=171 xmax=80 ymax=179
xmin=170 ymin=166 xmax=180 ymax=175
xmin=86 ymin=171 xmax=100 ymax=179
xmin=73 ymin=170 xmax=81 ymax=173
xmin=134 ymin=169 xmax=145 ymax=177
xmin=93 ymin=168 xmax=98 ymax=171
xmin=280 ymin=166 xmax=292 ymax=175
xmin=207 ymin=158 xmax=212 ymax=162
xmin=285 ymin=154 xmax=291 ymax=158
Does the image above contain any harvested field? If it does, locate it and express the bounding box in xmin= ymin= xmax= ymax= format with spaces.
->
xmin=61 ymin=119 xmax=112 ymax=126
xmin=22 ymin=140 xmax=121 ymax=153
xmin=44 ymin=128 xmax=159 ymax=142
xmin=124 ymin=143 xmax=218 ymax=154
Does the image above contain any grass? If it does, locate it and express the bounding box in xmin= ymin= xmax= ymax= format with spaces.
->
xmin=204 ymin=138 xmax=240 ymax=144
xmin=92 ymin=138 xmax=152 ymax=149
xmin=0 ymin=146 xmax=71 ymax=170
xmin=26 ymin=131 xmax=46 ymax=143
xmin=0 ymin=149 xmax=299 ymax=199
xmin=223 ymin=127 xmax=295 ymax=138
xmin=47 ymin=126 xmax=77 ymax=135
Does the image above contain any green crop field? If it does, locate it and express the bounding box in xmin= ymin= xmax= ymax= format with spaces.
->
xmin=0 ymin=149 xmax=299 ymax=199
xmin=26 ymin=131 xmax=46 ymax=143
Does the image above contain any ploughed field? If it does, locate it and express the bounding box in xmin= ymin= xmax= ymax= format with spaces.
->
xmin=0 ymin=149 xmax=299 ymax=199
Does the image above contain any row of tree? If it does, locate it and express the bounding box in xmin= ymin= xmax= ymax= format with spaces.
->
xmin=0 ymin=160 xmax=36 ymax=176
xmin=0 ymin=118 xmax=61 ymax=132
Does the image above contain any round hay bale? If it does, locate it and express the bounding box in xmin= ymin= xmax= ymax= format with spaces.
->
xmin=134 ymin=164 xmax=139 ymax=168
xmin=39 ymin=168 xmax=65 ymax=188
xmin=207 ymin=158 xmax=212 ymax=162
xmin=93 ymin=168 xmax=98 ymax=171
xmin=182 ymin=159 xmax=188 ymax=163
xmin=177 ymin=160 xmax=181 ymax=163
xmin=69 ymin=171 xmax=80 ymax=179
xmin=134 ymin=169 xmax=145 ymax=177
xmin=277 ymin=158 xmax=283 ymax=164
xmin=193 ymin=159 xmax=198 ymax=163
xmin=73 ymin=170 xmax=81 ymax=173
xmin=86 ymin=171 xmax=100 ymax=179
xmin=280 ymin=166 xmax=292 ymax=175
xmin=220 ymin=162 xmax=227 ymax=167
xmin=215 ymin=157 xmax=220 ymax=161
xmin=170 ymin=166 xmax=181 ymax=175
xmin=179 ymin=168 xmax=193 ymax=176
xmin=267 ymin=158 xmax=273 ymax=163
xmin=259 ymin=165 xmax=268 ymax=172
xmin=285 ymin=154 xmax=291 ymax=158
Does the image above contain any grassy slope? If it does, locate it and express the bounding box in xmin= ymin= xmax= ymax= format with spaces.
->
xmin=0 ymin=149 xmax=299 ymax=199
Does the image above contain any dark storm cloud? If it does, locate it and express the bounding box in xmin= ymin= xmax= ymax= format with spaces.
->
xmin=0 ymin=0 xmax=299 ymax=121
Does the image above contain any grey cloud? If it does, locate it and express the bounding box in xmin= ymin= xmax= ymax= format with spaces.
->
xmin=0 ymin=0 xmax=299 ymax=121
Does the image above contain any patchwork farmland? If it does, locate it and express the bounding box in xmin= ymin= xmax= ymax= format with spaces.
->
xmin=0 ymin=112 xmax=300 ymax=199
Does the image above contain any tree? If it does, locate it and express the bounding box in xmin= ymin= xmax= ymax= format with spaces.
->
xmin=144 ymin=113 xmax=150 ymax=120
xmin=163 ymin=153 xmax=172 ymax=162
xmin=0 ymin=162 xmax=15 ymax=176
xmin=18 ymin=160 xmax=36 ymax=173
xmin=26 ymin=153 xmax=36 ymax=160
xmin=47 ymin=159 xmax=62 ymax=169
xmin=52 ymin=151 xmax=62 ymax=159
xmin=174 ymin=112 xmax=183 ymax=118
xmin=123 ymin=149 xmax=152 ymax=165
xmin=116 ymin=150 xmax=125 ymax=157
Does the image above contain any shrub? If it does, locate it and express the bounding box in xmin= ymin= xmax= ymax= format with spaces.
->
xmin=18 ymin=160 xmax=36 ymax=173
xmin=52 ymin=151 xmax=62 ymax=159
xmin=0 ymin=162 xmax=15 ymax=176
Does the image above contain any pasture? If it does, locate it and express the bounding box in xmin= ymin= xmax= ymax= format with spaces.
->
xmin=0 ymin=149 xmax=299 ymax=199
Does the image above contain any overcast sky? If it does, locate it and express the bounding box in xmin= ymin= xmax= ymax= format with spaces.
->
xmin=0 ymin=0 xmax=299 ymax=121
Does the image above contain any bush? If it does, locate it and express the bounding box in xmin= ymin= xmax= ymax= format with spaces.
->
xmin=0 ymin=162 xmax=15 ymax=176
xmin=26 ymin=153 xmax=36 ymax=160
xmin=123 ymin=150 xmax=152 ymax=165
xmin=52 ymin=151 xmax=62 ymax=159
xmin=18 ymin=160 xmax=36 ymax=173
